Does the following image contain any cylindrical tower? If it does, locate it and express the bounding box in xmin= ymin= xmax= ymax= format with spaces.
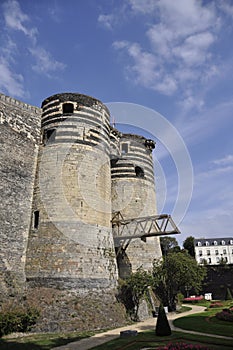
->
xmin=111 ymin=133 xmax=162 ymax=277
xmin=25 ymin=93 xmax=118 ymax=291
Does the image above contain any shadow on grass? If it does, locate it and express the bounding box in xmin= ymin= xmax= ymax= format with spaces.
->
xmin=0 ymin=333 xmax=92 ymax=350
xmin=173 ymin=313 xmax=233 ymax=337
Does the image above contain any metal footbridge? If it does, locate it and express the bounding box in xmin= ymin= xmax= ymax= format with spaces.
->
xmin=112 ymin=211 xmax=180 ymax=251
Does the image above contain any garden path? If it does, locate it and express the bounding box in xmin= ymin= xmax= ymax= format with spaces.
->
xmin=51 ymin=305 xmax=233 ymax=350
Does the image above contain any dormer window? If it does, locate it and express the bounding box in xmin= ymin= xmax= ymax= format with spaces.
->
xmin=197 ymin=242 xmax=202 ymax=247
xmin=222 ymin=240 xmax=225 ymax=245
xmin=214 ymin=241 xmax=217 ymax=245
xmin=206 ymin=241 xmax=209 ymax=246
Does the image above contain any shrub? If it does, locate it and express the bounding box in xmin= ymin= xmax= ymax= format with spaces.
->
xmin=0 ymin=307 xmax=39 ymax=337
xmin=216 ymin=308 xmax=233 ymax=322
xmin=157 ymin=343 xmax=211 ymax=349
xmin=155 ymin=303 xmax=171 ymax=336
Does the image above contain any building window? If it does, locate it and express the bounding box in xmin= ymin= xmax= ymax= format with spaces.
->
xmin=199 ymin=250 xmax=202 ymax=256
xmin=197 ymin=242 xmax=202 ymax=246
xmin=63 ymin=103 xmax=74 ymax=114
xmin=230 ymin=240 xmax=233 ymax=245
xmin=207 ymin=250 xmax=210 ymax=256
xmin=222 ymin=240 xmax=225 ymax=245
xmin=208 ymin=258 xmax=211 ymax=263
xmin=223 ymin=249 xmax=227 ymax=254
xmin=214 ymin=241 xmax=217 ymax=245
xmin=206 ymin=241 xmax=209 ymax=246
xmin=216 ymin=257 xmax=220 ymax=263
xmin=215 ymin=250 xmax=219 ymax=255
xmin=121 ymin=143 xmax=129 ymax=154
xmin=135 ymin=166 xmax=144 ymax=178
xmin=34 ymin=210 xmax=39 ymax=229
xmin=44 ymin=128 xmax=56 ymax=143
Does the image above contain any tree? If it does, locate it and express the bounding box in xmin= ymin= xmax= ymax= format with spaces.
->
xmin=183 ymin=236 xmax=195 ymax=257
xmin=160 ymin=236 xmax=179 ymax=255
xmin=153 ymin=251 xmax=206 ymax=311
xmin=155 ymin=302 xmax=171 ymax=336
xmin=119 ymin=267 xmax=154 ymax=321
xmin=225 ymin=287 xmax=233 ymax=300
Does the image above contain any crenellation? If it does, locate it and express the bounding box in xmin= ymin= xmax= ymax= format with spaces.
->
xmin=0 ymin=93 xmax=41 ymax=144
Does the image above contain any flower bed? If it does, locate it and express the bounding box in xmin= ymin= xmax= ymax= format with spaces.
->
xmin=157 ymin=342 xmax=211 ymax=349
xmin=209 ymin=302 xmax=223 ymax=308
xmin=216 ymin=308 xmax=233 ymax=322
xmin=183 ymin=296 xmax=204 ymax=302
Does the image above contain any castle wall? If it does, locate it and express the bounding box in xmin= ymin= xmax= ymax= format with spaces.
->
xmin=25 ymin=93 xmax=118 ymax=291
xmin=0 ymin=91 xmax=162 ymax=298
xmin=0 ymin=94 xmax=41 ymax=297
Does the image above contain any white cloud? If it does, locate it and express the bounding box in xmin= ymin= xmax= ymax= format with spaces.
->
xmin=3 ymin=0 xmax=37 ymax=41
xmin=113 ymin=40 xmax=178 ymax=95
xmin=98 ymin=14 xmax=114 ymax=30
xmin=0 ymin=57 xmax=24 ymax=97
xmin=212 ymin=155 xmax=233 ymax=166
xmin=218 ymin=1 xmax=233 ymax=19
xmin=173 ymin=32 xmax=215 ymax=67
xmin=30 ymin=47 xmax=66 ymax=76
xmin=112 ymin=0 xmax=222 ymax=110
xmin=128 ymin=0 xmax=158 ymax=14
xmin=0 ymin=0 xmax=66 ymax=95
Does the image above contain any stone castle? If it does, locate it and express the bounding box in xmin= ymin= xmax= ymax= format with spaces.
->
xmin=0 ymin=91 xmax=162 ymax=301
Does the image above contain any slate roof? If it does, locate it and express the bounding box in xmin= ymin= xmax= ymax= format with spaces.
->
xmin=194 ymin=237 xmax=233 ymax=246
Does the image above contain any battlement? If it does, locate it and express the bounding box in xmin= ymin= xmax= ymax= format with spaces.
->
xmin=0 ymin=93 xmax=41 ymax=144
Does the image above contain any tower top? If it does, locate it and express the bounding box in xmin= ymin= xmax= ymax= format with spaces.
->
xmin=41 ymin=92 xmax=109 ymax=112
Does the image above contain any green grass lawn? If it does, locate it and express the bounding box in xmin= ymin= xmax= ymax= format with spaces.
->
xmin=174 ymin=301 xmax=233 ymax=337
xmin=1 ymin=330 xmax=233 ymax=350
xmin=0 ymin=331 xmax=95 ymax=350
xmin=89 ymin=330 xmax=233 ymax=350
xmin=174 ymin=311 xmax=233 ymax=337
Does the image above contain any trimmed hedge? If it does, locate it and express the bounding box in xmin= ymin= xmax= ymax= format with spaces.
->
xmin=155 ymin=303 xmax=171 ymax=336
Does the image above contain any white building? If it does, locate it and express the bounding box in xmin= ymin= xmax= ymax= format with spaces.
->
xmin=194 ymin=237 xmax=233 ymax=265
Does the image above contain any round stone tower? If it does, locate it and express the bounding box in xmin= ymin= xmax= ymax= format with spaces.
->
xmin=111 ymin=133 xmax=162 ymax=278
xmin=25 ymin=93 xmax=118 ymax=291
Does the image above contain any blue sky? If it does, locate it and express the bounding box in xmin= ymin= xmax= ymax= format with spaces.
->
xmin=0 ymin=0 xmax=233 ymax=245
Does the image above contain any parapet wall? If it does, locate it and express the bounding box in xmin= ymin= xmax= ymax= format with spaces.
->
xmin=0 ymin=93 xmax=41 ymax=144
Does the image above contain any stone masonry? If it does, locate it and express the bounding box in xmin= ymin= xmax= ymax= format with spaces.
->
xmin=0 ymin=92 xmax=162 ymax=299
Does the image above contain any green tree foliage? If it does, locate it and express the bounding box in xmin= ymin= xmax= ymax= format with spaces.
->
xmin=155 ymin=302 xmax=171 ymax=336
xmin=153 ymin=251 xmax=206 ymax=311
xmin=160 ymin=236 xmax=180 ymax=255
xmin=0 ymin=307 xmax=39 ymax=337
xmin=183 ymin=236 xmax=195 ymax=257
xmin=118 ymin=267 xmax=153 ymax=320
